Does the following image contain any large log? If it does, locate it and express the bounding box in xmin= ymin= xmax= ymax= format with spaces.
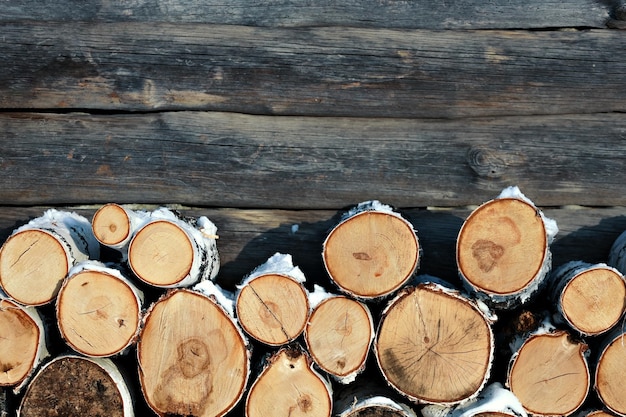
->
xmin=595 ymin=328 xmax=626 ymax=416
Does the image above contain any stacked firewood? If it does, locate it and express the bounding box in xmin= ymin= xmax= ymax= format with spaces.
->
xmin=1 ymin=187 xmax=626 ymax=417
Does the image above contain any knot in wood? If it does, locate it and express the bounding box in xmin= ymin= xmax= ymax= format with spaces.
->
xmin=467 ymin=146 xmax=507 ymax=179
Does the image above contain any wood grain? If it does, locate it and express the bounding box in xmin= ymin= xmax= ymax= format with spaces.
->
xmin=1 ymin=24 xmax=625 ymax=117
xmin=1 ymin=112 xmax=625 ymax=208
xmin=0 ymin=0 xmax=610 ymax=29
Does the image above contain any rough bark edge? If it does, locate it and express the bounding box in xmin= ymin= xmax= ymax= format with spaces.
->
xmin=594 ymin=326 xmax=626 ymax=417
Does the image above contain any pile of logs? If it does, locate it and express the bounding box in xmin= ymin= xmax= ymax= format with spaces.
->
xmin=2 ymin=187 xmax=626 ymax=417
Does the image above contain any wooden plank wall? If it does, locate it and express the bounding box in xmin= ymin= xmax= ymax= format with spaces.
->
xmin=1 ymin=0 xmax=626 ymax=415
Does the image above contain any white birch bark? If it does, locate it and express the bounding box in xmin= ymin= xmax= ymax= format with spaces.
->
xmin=422 ymin=383 xmax=527 ymax=417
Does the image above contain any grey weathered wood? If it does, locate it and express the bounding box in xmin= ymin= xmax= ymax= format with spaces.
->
xmin=0 ymin=206 xmax=624 ymax=290
xmin=1 ymin=112 xmax=626 ymax=208
xmin=0 ymin=0 xmax=610 ymax=29
xmin=2 ymin=24 xmax=625 ymax=117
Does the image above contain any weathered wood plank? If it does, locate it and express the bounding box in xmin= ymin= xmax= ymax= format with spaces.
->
xmin=2 ymin=23 xmax=625 ymax=117
xmin=0 ymin=0 xmax=610 ymax=29
xmin=1 ymin=206 xmax=624 ymax=290
xmin=1 ymin=112 xmax=625 ymax=208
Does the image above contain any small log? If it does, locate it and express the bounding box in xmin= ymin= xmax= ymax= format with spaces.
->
xmin=236 ymin=253 xmax=310 ymax=346
xmin=305 ymin=286 xmax=374 ymax=384
xmin=127 ymin=208 xmax=219 ymax=287
xmin=374 ymin=278 xmax=494 ymax=405
xmin=245 ymin=345 xmax=333 ymax=417
xmin=594 ymin=328 xmax=626 ymax=416
xmin=0 ymin=209 xmax=99 ymax=306
xmin=137 ymin=288 xmax=250 ymax=417
xmin=549 ymin=261 xmax=626 ymax=336
xmin=456 ymin=186 xmax=557 ymax=309
xmin=333 ymin=383 xmax=418 ymax=417
xmin=0 ymin=298 xmax=49 ymax=393
xmin=56 ymin=261 xmax=143 ymax=357
xmin=507 ymin=320 xmax=589 ymax=417
xmin=91 ymin=204 xmax=150 ymax=252
xmin=18 ymin=355 xmax=134 ymax=417
xmin=322 ymin=201 xmax=420 ymax=299
xmin=421 ymin=383 xmax=527 ymax=417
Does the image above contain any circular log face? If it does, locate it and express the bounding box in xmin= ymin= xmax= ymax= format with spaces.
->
xmin=457 ymin=198 xmax=547 ymax=295
xmin=305 ymin=296 xmax=372 ymax=378
xmin=0 ymin=229 xmax=69 ymax=305
xmin=56 ymin=270 xmax=141 ymax=357
xmin=509 ymin=332 xmax=589 ymax=416
xmin=20 ymin=356 xmax=124 ymax=417
xmin=323 ymin=211 xmax=419 ymax=298
xmin=138 ymin=290 xmax=249 ymax=417
xmin=375 ymin=284 xmax=492 ymax=404
xmin=561 ymin=267 xmax=626 ymax=335
xmin=0 ymin=300 xmax=40 ymax=387
xmin=236 ymin=274 xmax=309 ymax=346
xmin=596 ymin=333 xmax=626 ymax=416
xmin=92 ymin=204 xmax=131 ymax=246
xmin=129 ymin=220 xmax=193 ymax=286
xmin=246 ymin=348 xmax=332 ymax=417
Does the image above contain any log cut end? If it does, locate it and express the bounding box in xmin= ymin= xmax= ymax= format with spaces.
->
xmin=128 ymin=220 xmax=193 ymax=287
xmin=138 ymin=289 xmax=249 ymax=417
xmin=305 ymin=296 xmax=373 ymax=381
xmin=92 ymin=203 xmax=132 ymax=246
xmin=0 ymin=230 xmax=69 ymax=306
xmin=246 ymin=347 xmax=332 ymax=417
xmin=236 ymin=273 xmax=309 ymax=346
xmin=0 ymin=300 xmax=40 ymax=388
xmin=457 ymin=198 xmax=547 ymax=296
xmin=19 ymin=356 xmax=125 ymax=417
xmin=508 ymin=331 xmax=589 ymax=416
xmin=375 ymin=283 xmax=493 ymax=405
xmin=560 ymin=267 xmax=626 ymax=336
xmin=56 ymin=270 xmax=141 ymax=357
xmin=595 ymin=332 xmax=626 ymax=416
xmin=323 ymin=211 xmax=419 ymax=299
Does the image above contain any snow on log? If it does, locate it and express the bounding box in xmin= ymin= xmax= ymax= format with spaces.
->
xmin=304 ymin=285 xmax=374 ymax=384
xmin=0 ymin=209 xmax=99 ymax=306
xmin=55 ymin=261 xmax=143 ymax=357
xmin=235 ymin=253 xmax=310 ymax=346
xmin=137 ymin=288 xmax=249 ymax=417
xmin=18 ymin=355 xmax=134 ymax=417
xmin=421 ymin=382 xmax=527 ymax=417
xmin=0 ymin=298 xmax=49 ymax=394
xmin=594 ymin=327 xmax=626 ymax=416
xmin=245 ymin=345 xmax=333 ymax=417
xmin=507 ymin=318 xmax=590 ymax=417
xmin=456 ymin=186 xmax=557 ymax=309
xmin=322 ymin=200 xmax=420 ymax=300
xmin=374 ymin=277 xmax=494 ymax=405
xmin=127 ymin=208 xmax=219 ymax=288
xmin=549 ymin=261 xmax=626 ymax=336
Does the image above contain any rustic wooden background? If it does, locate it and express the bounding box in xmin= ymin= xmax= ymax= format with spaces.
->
xmin=1 ymin=0 xmax=626 ymax=415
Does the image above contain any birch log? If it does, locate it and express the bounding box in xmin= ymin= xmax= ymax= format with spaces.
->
xmin=549 ymin=261 xmax=626 ymax=336
xmin=374 ymin=278 xmax=494 ymax=405
xmin=575 ymin=411 xmax=618 ymax=417
xmin=305 ymin=286 xmax=374 ymax=384
xmin=0 ymin=209 xmax=99 ymax=306
xmin=55 ymin=261 xmax=143 ymax=357
xmin=421 ymin=383 xmax=528 ymax=417
xmin=235 ymin=253 xmax=310 ymax=346
xmin=507 ymin=320 xmax=590 ymax=417
xmin=456 ymin=187 xmax=557 ymax=309
xmin=0 ymin=298 xmax=49 ymax=393
xmin=323 ymin=201 xmax=420 ymax=300
xmin=137 ymin=288 xmax=250 ymax=417
xmin=91 ymin=204 xmax=150 ymax=253
xmin=594 ymin=328 xmax=626 ymax=416
xmin=245 ymin=345 xmax=333 ymax=417
xmin=334 ymin=383 xmax=418 ymax=417
xmin=127 ymin=208 xmax=219 ymax=287
xmin=18 ymin=355 xmax=134 ymax=417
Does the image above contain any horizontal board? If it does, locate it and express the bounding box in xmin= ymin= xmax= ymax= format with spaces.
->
xmin=0 ymin=0 xmax=610 ymax=29
xmin=1 ymin=112 xmax=626 ymax=208
xmin=2 ymin=24 xmax=625 ymax=117
xmin=1 ymin=205 xmax=624 ymax=291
